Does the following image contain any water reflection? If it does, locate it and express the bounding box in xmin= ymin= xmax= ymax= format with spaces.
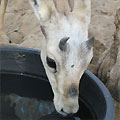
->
xmin=1 ymin=94 xmax=119 ymax=120
xmin=6 ymin=94 xmax=82 ymax=120
xmin=9 ymin=94 xmax=55 ymax=120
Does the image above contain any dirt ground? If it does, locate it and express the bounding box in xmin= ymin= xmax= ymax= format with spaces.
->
xmin=0 ymin=0 xmax=120 ymax=120
xmin=1 ymin=0 xmax=43 ymax=49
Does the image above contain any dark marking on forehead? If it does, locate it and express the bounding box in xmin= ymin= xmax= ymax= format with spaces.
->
xmin=71 ymin=64 xmax=74 ymax=68
xmin=68 ymin=85 xmax=78 ymax=98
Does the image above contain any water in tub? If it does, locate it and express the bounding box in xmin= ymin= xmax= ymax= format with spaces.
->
xmin=0 ymin=94 xmax=82 ymax=120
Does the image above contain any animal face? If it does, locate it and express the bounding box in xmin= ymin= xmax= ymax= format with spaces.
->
xmin=30 ymin=0 xmax=93 ymax=116
xmin=41 ymin=35 xmax=93 ymax=115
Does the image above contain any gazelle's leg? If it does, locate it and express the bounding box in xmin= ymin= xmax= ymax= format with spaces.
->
xmin=0 ymin=0 xmax=9 ymax=43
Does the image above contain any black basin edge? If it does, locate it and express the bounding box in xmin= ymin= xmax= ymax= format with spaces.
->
xmin=0 ymin=46 xmax=115 ymax=120
xmin=0 ymin=46 xmax=40 ymax=55
xmin=0 ymin=71 xmax=48 ymax=82
xmin=85 ymin=70 xmax=115 ymax=120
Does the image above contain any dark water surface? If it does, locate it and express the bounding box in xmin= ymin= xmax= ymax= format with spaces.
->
xmin=0 ymin=94 xmax=94 ymax=120
xmin=0 ymin=74 xmax=96 ymax=120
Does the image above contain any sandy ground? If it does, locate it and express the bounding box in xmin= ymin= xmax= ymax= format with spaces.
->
xmin=1 ymin=0 xmax=43 ymax=49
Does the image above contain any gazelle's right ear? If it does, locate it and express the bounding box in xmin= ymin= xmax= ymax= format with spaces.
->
xmin=30 ymin=0 xmax=51 ymax=23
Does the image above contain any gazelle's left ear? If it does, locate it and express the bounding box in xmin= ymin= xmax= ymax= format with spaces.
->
xmin=29 ymin=0 xmax=52 ymax=23
xmin=86 ymin=37 xmax=95 ymax=50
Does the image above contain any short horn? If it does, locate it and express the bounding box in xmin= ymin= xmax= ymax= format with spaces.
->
xmin=86 ymin=37 xmax=95 ymax=50
xmin=59 ymin=37 xmax=70 ymax=51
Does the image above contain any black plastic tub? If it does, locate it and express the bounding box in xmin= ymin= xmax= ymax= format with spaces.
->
xmin=0 ymin=46 xmax=115 ymax=120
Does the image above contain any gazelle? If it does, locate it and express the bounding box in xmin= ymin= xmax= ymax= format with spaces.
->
xmin=0 ymin=0 xmax=94 ymax=116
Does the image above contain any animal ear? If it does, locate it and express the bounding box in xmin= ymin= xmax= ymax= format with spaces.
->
xmin=53 ymin=0 xmax=71 ymax=13
xmin=30 ymin=0 xmax=51 ymax=23
xmin=73 ymin=0 xmax=91 ymax=11
xmin=85 ymin=37 xmax=95 ymax=50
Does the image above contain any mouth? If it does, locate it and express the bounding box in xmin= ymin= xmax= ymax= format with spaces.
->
xmin=59 ymin=110 xmax=74 ymax=117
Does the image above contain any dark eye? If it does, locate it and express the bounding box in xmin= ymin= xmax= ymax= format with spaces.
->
xmin=46 ymin=56 xmax=56 ymax=70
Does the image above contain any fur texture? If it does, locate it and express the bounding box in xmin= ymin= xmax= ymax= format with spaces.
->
xmin=30 ymin=0 xmax=93 ymax=116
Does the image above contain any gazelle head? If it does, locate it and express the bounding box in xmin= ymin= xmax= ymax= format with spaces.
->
xmin=30 ymin=0 xmax=93 ymax=116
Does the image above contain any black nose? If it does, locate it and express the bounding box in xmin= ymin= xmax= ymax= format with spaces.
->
xmin=61 ymin=108 xmax=64 ymax=112
xmin=68 ymin=85 xmax=78 ymax=98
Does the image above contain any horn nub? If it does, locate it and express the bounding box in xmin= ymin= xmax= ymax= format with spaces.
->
xmin=59 ymin=37 xmax=70 ymax=51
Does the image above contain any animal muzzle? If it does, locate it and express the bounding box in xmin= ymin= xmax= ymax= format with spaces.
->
xmin=53 ymin=89 xmax=79 ymax=116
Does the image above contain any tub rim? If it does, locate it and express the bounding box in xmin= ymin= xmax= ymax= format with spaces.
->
xmin=0 ymin=46 xmax=115 ymax=120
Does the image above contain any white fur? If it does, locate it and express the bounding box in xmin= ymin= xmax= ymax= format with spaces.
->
xmin=30 ymin=0 xmax=93 ymax=115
